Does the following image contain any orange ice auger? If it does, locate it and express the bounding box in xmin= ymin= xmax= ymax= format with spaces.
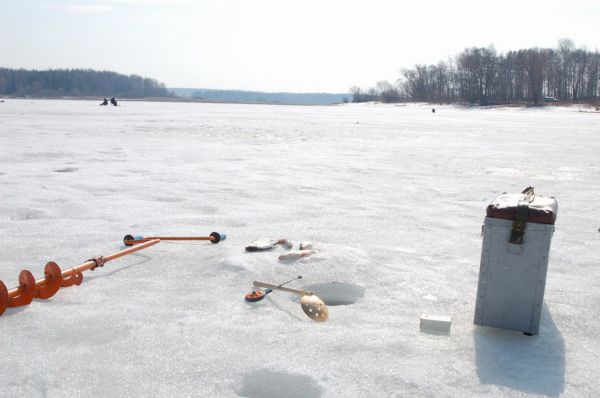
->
xmin=0 ymin=239 xmax=159 ymax=317
xmin=123 ymin=232 xmax=225 ymax=246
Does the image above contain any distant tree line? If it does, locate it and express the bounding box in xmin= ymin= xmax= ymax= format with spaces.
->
xmin=0 ymin=68 xmax=169 ymax=98
xmin=188 ymin=88 xmax=348 ymax=105
xmin=352 ymin=39 xmax=600 ymax=106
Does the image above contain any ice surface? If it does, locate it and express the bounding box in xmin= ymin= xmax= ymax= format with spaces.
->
xmin=1 ymin=99 xmax=599 ymax=397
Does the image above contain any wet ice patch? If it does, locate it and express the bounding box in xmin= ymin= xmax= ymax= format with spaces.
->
xmin=10 ymin=208 xmax=48 ymax=220
xmin=53 ymin=167 xmax=78 ymax=173
xmin=220 ymin=258 xmax=248 ymax=273
xmin=484 ymin=167 xmax=520 ymax=177
xmin=153 ymin=197 xmax=186 ymax=203
xmin=23 ymin=152 xmax=73 ymax=161
xmin=236 ymin=369 xmax=322 ymax=398
xmin=303 ymin=282 xmax=364 ymax=306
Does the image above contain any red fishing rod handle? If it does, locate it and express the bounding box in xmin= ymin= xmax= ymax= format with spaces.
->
xmin=245 ymin=290 xmax=267 ymax=302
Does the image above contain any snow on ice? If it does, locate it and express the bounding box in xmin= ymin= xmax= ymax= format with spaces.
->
xmin=0 ymin=99 xmax=599 ymax=397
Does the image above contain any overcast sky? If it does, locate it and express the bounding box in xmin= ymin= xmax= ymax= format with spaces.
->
xmin=1 ymin=0 xmax=599 ymax=92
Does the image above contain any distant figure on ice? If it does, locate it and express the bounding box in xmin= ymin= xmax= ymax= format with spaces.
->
xmin=432 ymin=108 xmax=436 ymax=113
xmin=100 ymin=98 xmax=108 ymax=106
xmin=110 ymin=97 xmax=118 ymax=106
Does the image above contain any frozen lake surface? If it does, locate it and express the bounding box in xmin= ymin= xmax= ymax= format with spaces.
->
xmin=0 ymin=99 xmax=599 ymax=397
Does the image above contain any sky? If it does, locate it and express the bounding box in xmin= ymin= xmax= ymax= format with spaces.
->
xmin=0 ymin=0 xmax=599 ymax=93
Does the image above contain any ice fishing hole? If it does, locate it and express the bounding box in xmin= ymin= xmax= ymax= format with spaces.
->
xmin=303 ymin=282 xmax=364 ymax=306
xmin=236 ymin=369 xmax=322 ymax=398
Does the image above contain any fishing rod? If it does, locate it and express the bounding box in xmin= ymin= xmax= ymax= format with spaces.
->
xmin=249 ymin=279 xmax=329 ymax=322
xmin=245 ymin=276 xmax=302 ymax=302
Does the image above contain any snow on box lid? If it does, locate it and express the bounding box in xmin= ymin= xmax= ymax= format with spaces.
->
xmin=486 ymin=193 xmax=558 ymax=225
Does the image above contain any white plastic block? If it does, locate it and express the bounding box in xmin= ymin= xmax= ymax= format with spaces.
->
xmin=420 ymin=314 xmax=452 ymax=334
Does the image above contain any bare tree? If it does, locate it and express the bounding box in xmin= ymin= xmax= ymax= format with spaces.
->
xmin=354 ymin=38 xmax=599 ymax=106
xmin=375 ymin=80 xmax=400 ymax=103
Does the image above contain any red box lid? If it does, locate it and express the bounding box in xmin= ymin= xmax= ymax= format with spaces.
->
xmin=486 ymin=193 xmax=558 ymax=225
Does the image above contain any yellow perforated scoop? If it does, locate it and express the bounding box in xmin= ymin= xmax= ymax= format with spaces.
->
xmin=252 ymin=281 xmax=329 ymax=322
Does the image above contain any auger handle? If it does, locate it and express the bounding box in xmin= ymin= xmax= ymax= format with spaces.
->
xmin=64 ymin=239 xmax=160 ymax=278
xmin=252 ymin=281 xmax=311 ymax=296
xmin=124 ymin=232 xmax=225 ymax=246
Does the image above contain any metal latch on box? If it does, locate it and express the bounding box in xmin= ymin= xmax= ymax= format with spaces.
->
xmin=509 ymin=187 xmax=535 ymax=245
